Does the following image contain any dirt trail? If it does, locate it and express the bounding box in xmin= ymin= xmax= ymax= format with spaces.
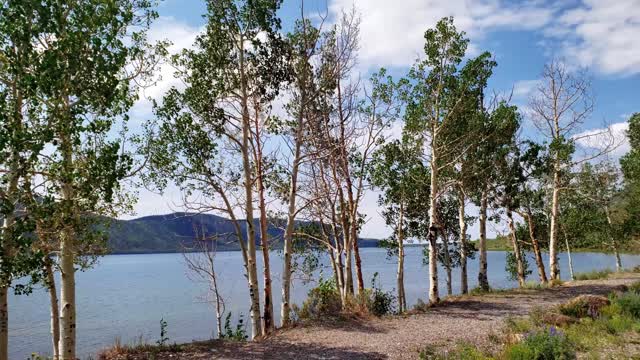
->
xmin=119 ymin=274 xmax=640 ymax=360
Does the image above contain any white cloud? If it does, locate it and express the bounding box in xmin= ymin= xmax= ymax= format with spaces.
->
xmin=545 ymin=0 xmax=640 ymax=75
xmin=129 ymin=17 xmax=203 ymax=121
xmin=327 ymin=0 xmax=556 ymax=70
xmin=512 ymin=79 xmax=540 ymax=99
xmin=325 ymin=0 xmax=640 ymax=76
xmin=574 ymin=121 xmax=630 ymax=159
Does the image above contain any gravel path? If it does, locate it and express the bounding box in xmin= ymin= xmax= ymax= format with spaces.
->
xmin=114 ymin=273 xmax=640 ymax=360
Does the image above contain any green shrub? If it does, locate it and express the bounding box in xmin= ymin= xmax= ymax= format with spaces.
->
xmin=598 ymin=314 xmax=635 ymax=334
xmin=419 ymin=343 xmax=491 ymax=360
xmin=219 ymin=312 xmax=248 ymax=341
xmin=413 ymin=298 xmax=430 ymax=312
xmin=573 ymin=269 xmax=613 ymax=281
xmin=628 ymin=280 xmax=640 ymax=294
xmin=505 ymin=316 xmax=534 ymax=334
xmin=299 ymin=278 xmax=342 ymax=320
xmin=522 ymin=282 xmax=545 ymax=290
xmin=564 ymin=318 xmax=617 ymax=351
xmin=157 ymin=317 xmax=169 ymax=346
xmin=505 ymin=251 xmax=532 ymax=282
xmin=503 ymin=327 xmax=575 ymax=360
xmin=368 ymin=272 xmax=396 ymax=316
xmin=614 ymin=292 xmax=640 ymax=319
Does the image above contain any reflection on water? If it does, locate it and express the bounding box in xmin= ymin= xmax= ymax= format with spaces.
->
xmin=11 ymin=248 xmax=640 ymax=358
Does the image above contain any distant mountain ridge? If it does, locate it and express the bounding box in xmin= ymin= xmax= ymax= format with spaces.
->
xmin=107 ymin=212 xmax=380 ymax=254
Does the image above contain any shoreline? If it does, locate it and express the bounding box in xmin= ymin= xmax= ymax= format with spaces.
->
xmin=98 ymin=272 xmax=640 ymax=360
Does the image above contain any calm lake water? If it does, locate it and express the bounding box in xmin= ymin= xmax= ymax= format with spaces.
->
xmin=10 ymin=248 xmax=640 ymax=359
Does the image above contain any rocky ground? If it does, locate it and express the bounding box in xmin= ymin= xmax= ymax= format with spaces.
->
xmin=100 ymin=273 xmax=640 ymax=360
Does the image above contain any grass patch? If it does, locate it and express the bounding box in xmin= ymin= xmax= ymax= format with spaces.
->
xmin=502 ymin=327 xmax=576 ymax=360
xmin=628 ymin=280 xmax=640 ymax=294
xmin=614 ymin=291 xmax=640 ymax=319
xmin=419 ymin=342 xmax=492 ymax=360
xmin=573 ymin=269 xmax=613 ymax=281
xmin=416 ymin=280 xmax=640 ymax=359
xmin=98 ymin=336 xmax=182 ymax=360
xmin=469 ymin=286 xmax=511 ymax=296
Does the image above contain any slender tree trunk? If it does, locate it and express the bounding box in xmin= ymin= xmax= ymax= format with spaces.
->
xmin=242 ymin=135 xmax=261 ymax=337
xmin=44 ymin=259 xmax=61 ymax=360
xmin=352 ymin=230 xmax=364 ymax=294
xmin=507 ymin=209 xmax=526 ymax=287
xmin=280 ymin=149 xmax=301 ymax=327
xmin=457 ymin=187 xmax=468 ymax=294
xmin=524 ymin=211 xmax=547 ymax=284
xmin=329 ymin=221 xmax=346 ymax=303
xmin=0 ymin=286 xmax=7 ymax=360
xmin=604 ymin=206 xmax=623 ymax=272
xmin=0 ymin=88 xmax=22 ymax=359
xmin=549 ymin=169 xmax=561 ymax=281
xmin=238 ymin=37 xmax=262 ymax=340
xmin=59 ymin=229 xmax=76 ymax=360
xmin=397 ymin=202 xmax=406 ymax=312
xmin=280 ymin=83 xmax=308 ymax=325
xmin=442 ymin=233 xmax=452 ymax=296
xmin=0 ymin=211 xmax=14 ymax=360
xmin=335 ymin=250 xmax=346 ymax=303
xmin=478 ymin=189 xmax=490 ymax=291
xmin=344 ymin=246 xmax=353 ymax=296
xmin=329 ymin=249 xmax=340 ymax=288
xmin=562 ymin=228 xmax=575 ymax=281
xmin=211 ymin=261 xmax=223 ymax=338
xmin=0 ymin=202 xmax=16 ymax=360
xmin=59 ymin=128 xmax=77 ymax=360
xmin=257 ymin=169 xmax=274 ymax=334
xmin=336 ymin=195 xmax=353 ymax=296
xmin=428 ymin=148 xmax=439 ymax=304
xmin=614 ymin=248 xmax=623 ymax=273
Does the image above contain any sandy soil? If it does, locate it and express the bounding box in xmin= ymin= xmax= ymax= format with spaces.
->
xmin=107 ymin=273 xmax=640 ymax=360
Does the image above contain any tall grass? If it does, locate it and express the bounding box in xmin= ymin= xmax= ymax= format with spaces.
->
xmin=573 ymin=269 xmax=613 ymax=281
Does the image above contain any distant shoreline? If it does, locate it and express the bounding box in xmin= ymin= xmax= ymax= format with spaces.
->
xmin=105 ymin=246 xmax=639 ymax=256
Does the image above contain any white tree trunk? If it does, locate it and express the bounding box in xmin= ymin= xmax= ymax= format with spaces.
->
xmin=549 ymin=169 xmax=561 ymax=281
xmin=211 ymin=264 xmax=223 ymax=338
xmin=457 ymin=188 xmax=468 ymax=294
xmin=257 ymin=180 xmax=274 ymax=334
xmin=478 ymin=189 xmax=489 ymax=291
xmin=45 ymin=260 xmax=60 ymax=360
xmin=58 ymin=228 xmax=76 ymax=360
xmin=605 ymin=206 xmax=623 ymax=272
xmin=280 ymin=143 xmax=301 ymax=326
xmin=397 ymin=202 xmax=406 ymax=312
xmin=1 ymin=130 xmax=20 ymax=360
xmin=428 ymin=148 xmax=439 ymax=304
xmin=564 ymin=231 xmax=575 ymax=281
xmin=507 ymin=209 xmax=526 ymax=287
xmin=442 ymin=233 xmax=452 ymax=296
xmin=58 ymin=129 xmax=77 ymax=360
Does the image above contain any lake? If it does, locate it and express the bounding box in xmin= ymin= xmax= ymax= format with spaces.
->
xmin=10 ymin=248 xmax=640 ymax=359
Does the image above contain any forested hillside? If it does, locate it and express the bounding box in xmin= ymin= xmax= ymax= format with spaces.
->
xmin=106 ymin=213 xmax=380 ymax=253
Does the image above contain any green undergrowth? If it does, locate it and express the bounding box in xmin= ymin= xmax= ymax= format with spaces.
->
xmin=573 ymin=269 xmax=614 ymax=281
xmin=295 ymin=274 xmax=397 ymax=322
xmin=97 ymin=336 xmax=182 ymax=360
xmin=420 ymin=279 xmax=640 ymax=359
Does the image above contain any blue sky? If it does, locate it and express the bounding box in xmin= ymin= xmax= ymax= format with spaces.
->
xmin=131 ymin=0 xmax=640 ymax=239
